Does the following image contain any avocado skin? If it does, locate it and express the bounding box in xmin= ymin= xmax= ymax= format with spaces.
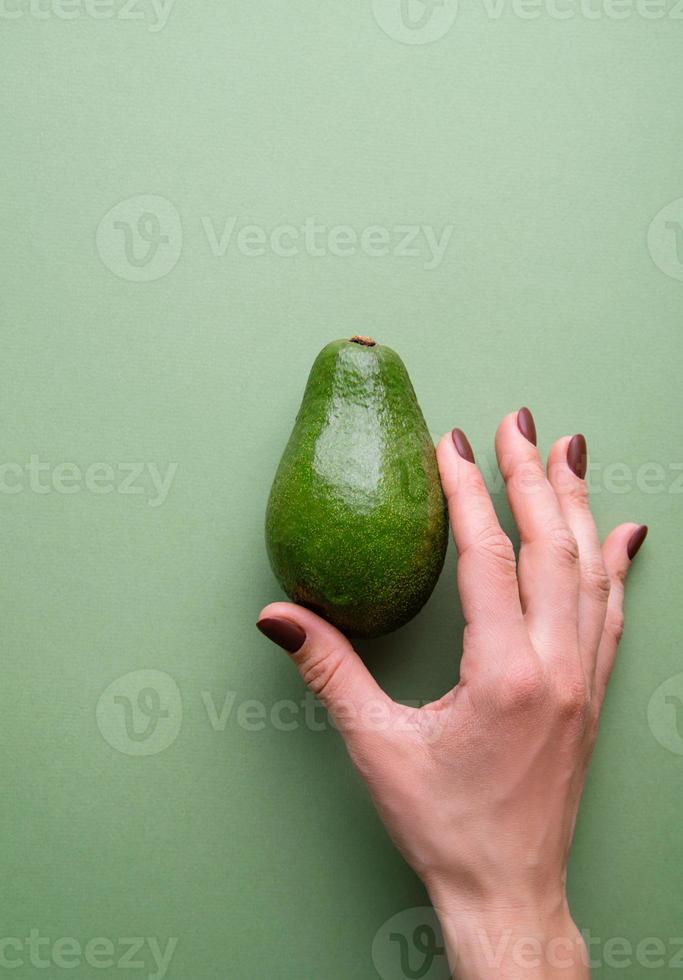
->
xmin=265 ymin=339 xmax=448 ymax=638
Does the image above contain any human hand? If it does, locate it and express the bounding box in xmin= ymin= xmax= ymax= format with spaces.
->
xmin=257 ymin=409 xmax=647 ymax=978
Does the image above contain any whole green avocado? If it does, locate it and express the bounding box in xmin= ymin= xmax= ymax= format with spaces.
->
xmin=265 ymin=336 xmax=448 ymax=638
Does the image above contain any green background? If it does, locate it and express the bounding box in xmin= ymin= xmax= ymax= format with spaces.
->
xmin=1 ymin=1 xmax=681 ymax=977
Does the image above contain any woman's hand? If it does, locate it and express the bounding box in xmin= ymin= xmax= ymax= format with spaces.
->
xmin=257 ymin=409 xmax=647 ymax=979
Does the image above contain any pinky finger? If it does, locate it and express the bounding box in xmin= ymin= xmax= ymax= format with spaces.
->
xmin=594 ymin=523 xmax=648 ymax=705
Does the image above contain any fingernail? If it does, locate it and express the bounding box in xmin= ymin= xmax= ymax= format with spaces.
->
xmin=567 ymin=434 xmax=587 ymax=479
xmin=257 ymin=617 xmax=306 ymax=653
xmin=451 ymin=428 xmax=475 ymax=463
xmin=627 ymin=525 xmax=648 ymax=560
xmin=517 ymin=407 xmax=537 ymax=445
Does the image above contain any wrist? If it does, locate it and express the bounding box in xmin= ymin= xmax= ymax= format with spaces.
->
xmin=427 ymin=887 xmax=588 ymax=979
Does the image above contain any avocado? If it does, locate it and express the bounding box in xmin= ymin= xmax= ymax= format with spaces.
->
xmin=265 ymin=336 xmax=448 ymax=638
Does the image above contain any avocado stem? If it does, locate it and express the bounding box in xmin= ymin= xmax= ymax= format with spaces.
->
xmin=350 ymin=335 xmax=376 ymax=347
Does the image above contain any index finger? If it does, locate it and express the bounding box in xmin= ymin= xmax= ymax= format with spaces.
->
xmin=437 ymin=428 xmax=524 ymax=631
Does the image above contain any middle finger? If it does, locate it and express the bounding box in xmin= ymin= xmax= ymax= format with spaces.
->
xmin=495 ymin=409 xmax=580 ymax=661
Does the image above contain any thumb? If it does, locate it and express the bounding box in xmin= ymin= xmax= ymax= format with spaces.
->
xmin=257 ymin=601 xmax=393 ymax=736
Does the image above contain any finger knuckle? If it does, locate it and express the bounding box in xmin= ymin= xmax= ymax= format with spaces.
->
xmin=500 ymin=665 xmax=547 ymax=712
xmin=470 ymin=526 xmax=517 ymax=569
xmin=605 ymin=609 xmax=625 ymax=644
xmin=546 ymin=520 xmax=580 ymax=566
xmin=300 ymin=651 xmax=345 ymax=702
xmin=553 ymin=677 xmax=590 ymax=723
xmin=510 ymin=459 xmax=545 ymax=494
xmin=582 ymin=557 xmax=611 ymax=602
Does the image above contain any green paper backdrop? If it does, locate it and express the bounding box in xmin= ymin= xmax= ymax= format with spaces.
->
xmin=1 ymin=2 xmax=682 ymax=977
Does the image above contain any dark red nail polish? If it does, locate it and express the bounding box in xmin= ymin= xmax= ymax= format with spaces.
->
xmin=627 ymin=525 xmax=648 ymax=560
xmin=517 ymin=407 xmax=537 ymax=446
xmin=451 ymin=428 xmax=475 ymax=463
xmin=257 ymin=617 xmax=306 ymax=653
xmin=567 ymin=434 xmax=587 ymax=479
